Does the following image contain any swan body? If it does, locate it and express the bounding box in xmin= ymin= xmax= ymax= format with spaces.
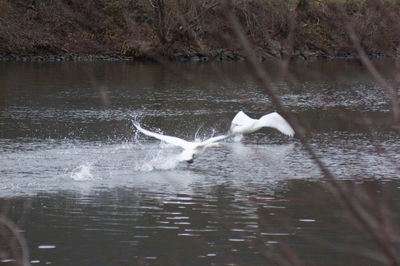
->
xmin=134 ymin=123 xmax=228 ymax=163
xmin=230 ymin=111 xmax=294 ymax=141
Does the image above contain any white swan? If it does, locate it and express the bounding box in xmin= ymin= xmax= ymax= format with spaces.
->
xmin=230 ymin=111 xmax=295 ymax=141
xmin=134 ymin=123 xmax=228 ymax=163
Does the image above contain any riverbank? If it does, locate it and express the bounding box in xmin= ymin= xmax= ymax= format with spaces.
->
xmin=0 ymin=51 xmax=392 ymax=63
xmin=1 ymin=0 xmax=400 ymax=62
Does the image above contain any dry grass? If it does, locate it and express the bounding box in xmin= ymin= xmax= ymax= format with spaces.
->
xmin=1 ymin=0 xmax=400 ymax=58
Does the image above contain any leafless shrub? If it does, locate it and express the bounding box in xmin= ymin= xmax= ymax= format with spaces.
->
xmin=2 ymin=0 xmax=400 ymax=58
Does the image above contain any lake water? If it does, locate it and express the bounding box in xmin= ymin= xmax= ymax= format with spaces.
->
xmin=0 ymin=60 xmax=399 ymax=265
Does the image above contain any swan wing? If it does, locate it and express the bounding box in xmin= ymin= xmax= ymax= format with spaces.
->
xmin=200 ymin=134 xmax=229 ymax=146
xmin=259 ymin=112 xmax=295 ymax=137
xmin=134 ymin=123 xmax=191 ymax=148
xmin=230 ymin=111 xmax=254 ymax=129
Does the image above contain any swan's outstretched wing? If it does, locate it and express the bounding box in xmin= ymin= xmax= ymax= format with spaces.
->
xmin=230 ymin=111 xmax=253 ymax=129
xmin=134 ymin=123 xmax=191 ymax=148
xmin=260 ymin=112 xmax=295 ymax=137
xmin=200 ymin=134 xmax=229 ymax=146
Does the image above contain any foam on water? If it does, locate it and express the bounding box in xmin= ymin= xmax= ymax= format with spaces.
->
xmin=70 ymin=162 xmax=94 ymax=181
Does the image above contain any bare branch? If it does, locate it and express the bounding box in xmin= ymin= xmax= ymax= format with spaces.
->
xmin=221 ymin=0 xmax=400 ymax=264
xmin=0 ymin=215 xmax=30 ymax=266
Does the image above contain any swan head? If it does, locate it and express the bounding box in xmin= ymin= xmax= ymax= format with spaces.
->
xmin=179 ymin=149 xmax=195 ymax=163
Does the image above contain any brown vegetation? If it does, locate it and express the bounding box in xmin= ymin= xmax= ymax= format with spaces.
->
xmin=1 ymin=0 xmax=400 ymax=60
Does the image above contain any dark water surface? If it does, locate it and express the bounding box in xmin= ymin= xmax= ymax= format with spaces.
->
xmin=0 ymin=60 xmax=399 ymax=265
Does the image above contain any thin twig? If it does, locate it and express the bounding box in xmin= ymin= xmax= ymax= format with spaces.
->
xmin=221 ymin=0 xmax=400 ymax=265
xmin=0 ymin=215 xmax=30 ymax=266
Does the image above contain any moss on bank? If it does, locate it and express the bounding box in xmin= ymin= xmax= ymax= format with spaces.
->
xmin=1 ymin=0 xmax=400 ymax=61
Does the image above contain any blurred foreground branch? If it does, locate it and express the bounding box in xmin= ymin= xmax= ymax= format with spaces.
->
xmin=0 ymin=215 xmax=30 ymax=266
xmin=221 ymin=0 xmax=400 ymax=264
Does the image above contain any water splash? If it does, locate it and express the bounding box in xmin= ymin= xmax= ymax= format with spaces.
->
xmin=130 ymin=120 xmax=184 ymax=171
xmin=70 ymin=162 xmax=94 ymax=181
xmin=131 ymin=125 xmax=223 ymax=172
xmin=136 ymin=150 xmax=180 ymax=172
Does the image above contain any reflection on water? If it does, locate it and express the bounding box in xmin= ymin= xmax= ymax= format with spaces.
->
xmin=0 ymin=60 xmax=399 ymax=265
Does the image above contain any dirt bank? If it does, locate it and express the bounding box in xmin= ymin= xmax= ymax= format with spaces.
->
xmin=1 ymin=0 xmax=400 ymax=61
